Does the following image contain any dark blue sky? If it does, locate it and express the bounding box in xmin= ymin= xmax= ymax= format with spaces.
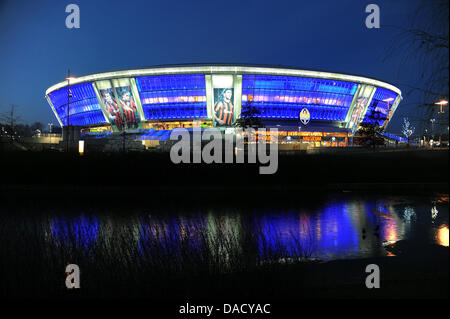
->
xmin=0 ymin=0 xmax=428 ymax=134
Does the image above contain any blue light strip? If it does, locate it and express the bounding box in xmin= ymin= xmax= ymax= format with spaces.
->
xmin=381 ymin=132 xmax=407 ymax=142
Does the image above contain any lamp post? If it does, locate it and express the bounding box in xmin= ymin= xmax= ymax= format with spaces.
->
xmin=48 ymin=122 xmax=53 ymax=144
xmin=422 ymin=99 xmax=448 ymax=146
xmin=423 ymin=128 xmax=428 ymax=147
xmin=66 ymin=70 xmax=76 ymax=152
xmin=382 ymin=97 xmax=394 ymax=147
xmin=435 ymin=99 xmax=448 ymax=114
xmin=430 ymin=118 xmax=436 ymax=136
xmin=434 ymin=100 xmax=448 ymax=146
xmin=430 ymin=118 xmax=436 ymax=147
xmin=9 ymin=104 xmax=18 ymax=142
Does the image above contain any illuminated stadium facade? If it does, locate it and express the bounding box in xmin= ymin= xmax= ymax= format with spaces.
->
xmin=45 ymin=64 xmax=402 ymax=147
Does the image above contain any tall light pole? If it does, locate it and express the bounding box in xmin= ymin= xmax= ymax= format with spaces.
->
xmin=9 ymin=104 xmax=18 ymax=142
xmin=422 ymin=99 xmax=448 ymax=145
xmin=430 ymin=118 xmax=436 ymax=146
xmin=424 ymin=128 xmax=428 ymax=146
xmin=430 ymin=118 xmax=436 ymax=134
xmin=382 ymin=97 xmax=394 ymax=146
xmin=66 ymin=70 xmax=76 ymax=152
xmin=66 ymin=70 xmax=70 ymax=152
xmin=434 ymin=100 xmax=447 ymax=146
xmin=48 ymin=122 xmax=53 ymax=145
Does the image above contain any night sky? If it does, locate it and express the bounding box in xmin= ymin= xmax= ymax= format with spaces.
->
xmin=0 ymin=0 xmax=431 ymax=134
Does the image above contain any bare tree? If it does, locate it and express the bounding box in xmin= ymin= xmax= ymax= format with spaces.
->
xmin=385 ymin=0 xmax=449 ymax=133
xmin=386 ymin=0 xmax=448 ymax=95
xmin=0 ymin=104 xmax=21 ymax=141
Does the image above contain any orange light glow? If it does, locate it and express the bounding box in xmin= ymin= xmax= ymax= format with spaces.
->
xmin=384 ymin=221 xmax=398 ymax=243
xmin=78 ymin=140 xmax=84 ymax=156
xmin=437 ymin=225 xmax=449 ymax=247
xmin=386 ymin=251 xmax=396 ymax=257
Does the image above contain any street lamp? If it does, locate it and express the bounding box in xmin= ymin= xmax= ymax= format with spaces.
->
xmin=430 ymin=118 xmax=436 ymax=142
xmin=48 ymin=122 xmax=53 ymax=144
xmin=432 ymin=99 xmax=448 ymax=145
xmin=382 ymin=97 xmax=394 ymax=145
xmin=66 ymin=70 xmax=76 ymax=152
xmin=435 ymin=100 xmax=448 ymax=114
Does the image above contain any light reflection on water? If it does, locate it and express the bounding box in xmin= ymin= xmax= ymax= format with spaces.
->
xmin=39 ymin=195 xmax=449 ymax=261
xmin=437 ymin=225 xmax=449 ymax=247
xmin=49 ymin=215 xmax=99 ymax=250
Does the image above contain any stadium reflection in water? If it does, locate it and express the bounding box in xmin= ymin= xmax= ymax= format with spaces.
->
xmin=49 ymin=215 xmax=99 ymax=250
xmin=46 ymin=197 xmax=449 ymax=262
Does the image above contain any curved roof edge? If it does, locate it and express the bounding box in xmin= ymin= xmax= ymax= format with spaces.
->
xmin=45 ymin=64 xmax=402 ymax=97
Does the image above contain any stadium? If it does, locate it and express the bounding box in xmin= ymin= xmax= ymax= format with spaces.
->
xmin=45 ymin=64 xmax=402 ymax=149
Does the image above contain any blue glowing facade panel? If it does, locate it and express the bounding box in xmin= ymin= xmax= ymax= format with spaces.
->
xmin=135 ymin=74 xmax=207 ymax=120
xmin=241 ymin=75 xmax=358 ymax=121
xmin=361 ymin=87 xmax=398 ymax=126
xmin=48 ymin=82 xmax=106 ymax=126
xmin=46 ymin=68 xmax=401 ymax=131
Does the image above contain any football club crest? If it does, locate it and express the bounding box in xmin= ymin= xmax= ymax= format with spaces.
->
xmin=299 ymin=108 xmax=310 ymax=125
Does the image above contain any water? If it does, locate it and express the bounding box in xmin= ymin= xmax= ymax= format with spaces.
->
xmin=1 ymin=192 xmax=447 ymax=263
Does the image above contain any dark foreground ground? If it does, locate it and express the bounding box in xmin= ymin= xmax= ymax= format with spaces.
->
xmin=0 ymin=149 xmax=448 ymax=300
xmin=0 ymin=148 xmax=448 ymax=190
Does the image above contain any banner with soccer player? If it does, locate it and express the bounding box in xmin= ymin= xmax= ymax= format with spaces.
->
xmin=115 ymin=86 xmax=141 ymax=130
xmin=346 ymin=84 xmax=375 ymax=133
xmin=213 ymin=88 xmax=235 ymax=127
xmin=98 ymin=87 xmax=124 ymax=131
